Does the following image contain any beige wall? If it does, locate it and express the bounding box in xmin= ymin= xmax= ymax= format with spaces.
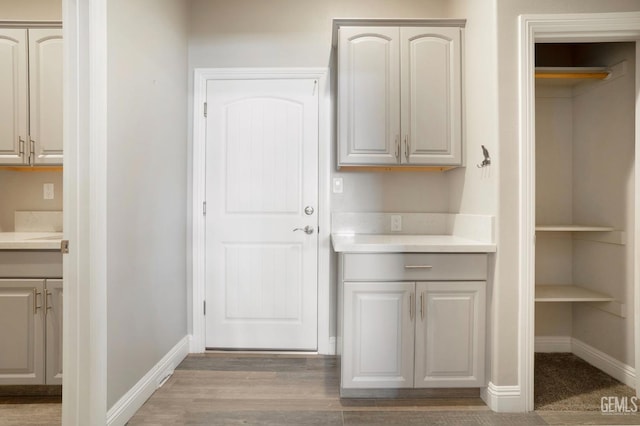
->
xmin=495 ymin=0 xmax=640 ymax=386
xmin=106 ymin=0 xmax=189 ymax=409
xmin=0 ymin=1 xmax=63 ymax=233
xmin=188 ymin=0 xmax=453 ymax=217
xmin=0 ymin=0 xmax=62 ymax=21
xmin=0 ymin=170 xmax=63 ymax=231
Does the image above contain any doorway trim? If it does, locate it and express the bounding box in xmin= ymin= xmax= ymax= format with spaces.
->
xmin=518 ymin=12 xmax=640 ymax=412
xmin=62 ymin=0 xmax=108 ymax=424
xmin=191 ymin=68 xmax=332 ymax=354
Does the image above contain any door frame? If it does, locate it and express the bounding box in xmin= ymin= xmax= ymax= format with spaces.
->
xmin=191 ymin=68 xmax=332 ymax=354
xmin=62 ymin=0 xmax=108 ymax=424
xmin=518 ymin=12 xmax=640 ymax=411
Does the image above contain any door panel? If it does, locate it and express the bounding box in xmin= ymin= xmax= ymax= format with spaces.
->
xmin=0 ymin=29 xmax=27 ymax=164
xmin=28 ymin=28 xmax=63 ymax=165
xmin=205 ymin=78 xmax=318 ymax=350
xmin=0 ymin=280 xmax=45 ymax=385
xmin=415 ymin=281 xmax=485 ymax=387
xmin=45 ymin=279 xmax=63 ymax=385
xmin=401 ymin=27 xmax=461 ymax=165
xmin=338 ymin=27 xmax=400 ymax=165
xmin=342 ymin=282 xmax=414 ymax=389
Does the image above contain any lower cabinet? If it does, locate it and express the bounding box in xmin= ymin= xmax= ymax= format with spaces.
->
xmin=0 ymin=279 xmax=62 ymax=385
xmin=339 ymin=253 xmax=487 ymax=391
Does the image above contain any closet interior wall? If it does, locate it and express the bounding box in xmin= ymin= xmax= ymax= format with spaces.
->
xmin=534 ymin=42 xmax=636 ymax=368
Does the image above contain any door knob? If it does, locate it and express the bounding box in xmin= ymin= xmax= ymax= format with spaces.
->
xmin=293 ymin=225 xmax=314 ymax=234
xmin=304 ymin=206 xmax=314 ymax=215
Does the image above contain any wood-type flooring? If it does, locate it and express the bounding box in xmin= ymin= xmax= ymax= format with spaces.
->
xmin=3 ymin=353 xmax=640 ymax=425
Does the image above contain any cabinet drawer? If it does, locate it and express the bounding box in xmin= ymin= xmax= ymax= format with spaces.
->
xmin=342 ymin=253 xmax=487 ymax=281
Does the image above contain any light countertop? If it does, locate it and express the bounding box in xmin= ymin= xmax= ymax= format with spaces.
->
xmin=331 ymin=234 xmax=497 ymax=253
xmin=0 ymin=232 xmax=63 ymax=250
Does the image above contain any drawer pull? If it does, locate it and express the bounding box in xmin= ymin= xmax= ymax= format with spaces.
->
xmin=404 ymin=265 xmax=433 ymax=269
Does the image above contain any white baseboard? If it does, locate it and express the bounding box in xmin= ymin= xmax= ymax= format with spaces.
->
xmin=534 ymin=335 xmax=636 ymax=387
xmin=481 ymin=382 xmax=525 ymax=413
xmin=534 ymin=336 xmax=572 ymax=352
xmin=106 ymin=335 xmax=190 ymax=426
xmin=571 ymin=338 xmax=636 ymax=387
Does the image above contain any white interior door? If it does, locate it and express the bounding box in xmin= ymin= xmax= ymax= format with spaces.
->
xmin=205 ymin=78 xmax=318 ymax=350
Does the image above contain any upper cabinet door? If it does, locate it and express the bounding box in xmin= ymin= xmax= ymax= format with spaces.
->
xmin=0 ymin=29 xmax=28 ymax=165
xmin=338 ymin=27 xmax=400 ymax=166
xmin=29 ymin=28 xmax=63 ymax=165
xmin=401 ymin=27 xmax=462 ymax=165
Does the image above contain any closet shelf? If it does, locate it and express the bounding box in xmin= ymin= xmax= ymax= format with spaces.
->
xmin=535 ymin=67 xmax=610 ymax=83
xmin=535 ymin=285 xmax=613 ymax=302
xmin=536 ymin=225 xmax=615 ymax=232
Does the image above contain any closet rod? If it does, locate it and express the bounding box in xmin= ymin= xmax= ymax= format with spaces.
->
xmin=534 ymin=67 xmax=610 ymax=80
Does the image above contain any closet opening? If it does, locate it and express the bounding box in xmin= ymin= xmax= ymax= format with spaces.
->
xmin=533 ymin=41 xmax=637 ymax=411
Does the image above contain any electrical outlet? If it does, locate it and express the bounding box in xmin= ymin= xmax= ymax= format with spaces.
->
xmin=43 ymin=183 xmax=54 ymax=200
xmin=332 ymin=177 xmax=343 ymax=194
xmin=391 ymin=215 xmax=402 ymax=232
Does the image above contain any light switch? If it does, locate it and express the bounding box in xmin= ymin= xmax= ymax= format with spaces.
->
xmin=332 ymin=177 xmax=343 ymax=194
xmin=43 ymin=183 xmax=54 ymax=200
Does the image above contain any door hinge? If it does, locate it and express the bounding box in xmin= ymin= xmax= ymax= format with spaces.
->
xmin=203 ymin=300 xmax=206 ymax=315
xmin=203 ymin=102 xmax=207 ymax=118
xmin=203 ymin=201 xmax=207 ymax=215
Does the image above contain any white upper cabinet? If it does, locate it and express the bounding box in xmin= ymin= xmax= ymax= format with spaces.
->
xmin=0 ymin=29 xmax=28 ymax=164
xmin=338 ymin=27 xmax=400 ymax=165
xmin=401 ymin=27 xmax=461 ymax=165
xmin=337 ymin=22 xmax=463 ymax=167
xmin=0 ymin=27 xmax=62 ymax=166
xmin=29 ymin=29 xmax=63 ymax=165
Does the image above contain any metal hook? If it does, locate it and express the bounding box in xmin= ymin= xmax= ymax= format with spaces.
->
xmin=477 ymin=145 xmax=491 ymax=168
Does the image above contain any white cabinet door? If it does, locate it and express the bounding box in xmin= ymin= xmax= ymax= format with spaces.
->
xmin=0 ymin=279 xmax=45 ymax=385
xmin=28 ymin=28 xmax=63 ymax=165
xmin=401 ymin=27 xmax=462 ymax=165
xmin=342 ymin=282 xmax=414 ymax=388
xmin=414 ymin=281 xmax=485 ymax=387
xmin=338 ymin=27 xmax=400 ymax=165
xmin=45 ymin=279 xmax=62 ymax=385
xmin=0 ymin=29 xmax=28 ymax=165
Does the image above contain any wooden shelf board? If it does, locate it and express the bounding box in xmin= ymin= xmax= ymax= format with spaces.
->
xmin=338 ymin=166 xmax=456 ymax=172
xmin=535 ymin=285 xmax=614 ymax=302
xmin=535 ymin=67 xmax=609 ymax=79
xmin=0 ymin=166 xmax=63 ymax=172
xmin=535 ymin=225 xmax=615 ymax=232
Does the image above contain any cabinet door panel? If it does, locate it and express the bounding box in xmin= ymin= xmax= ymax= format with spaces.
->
xmin=0 ymin=279 xmax=45 ymax=385
xmin=415 ymin=281 xmax=485 ymax=387
xmin=339 ymin=27 xmax=400 ymax=165
xmin=45 ymin=279 xmax=63 ymax=384
xmin=0 ymin=29 xmax=28 ymax=164
xmin=28 ymin=28 xmax=63 ymax=165
xmin=401 ymin=27 xmax=461 ymax=165
xmin=342 ymin=282 xmax=414 ymax=388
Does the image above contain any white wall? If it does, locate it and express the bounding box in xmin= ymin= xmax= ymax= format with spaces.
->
xmin=571 ymin=43 xmax=635 ymax=366
xmin=494 ymin=0 xmax=640 ymax=387
xmin=0 ymin=0 xmax=61 ymax=21
xmin=106 ymin=0 xmax=189 ymax=409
